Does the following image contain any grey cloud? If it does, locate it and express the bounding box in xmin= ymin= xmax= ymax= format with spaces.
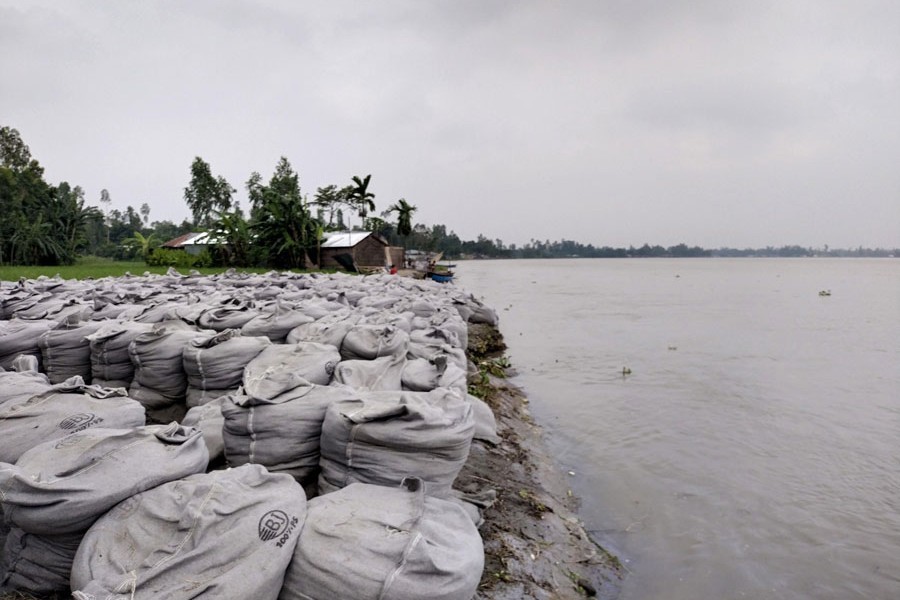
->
xmin=0 ymin=0 xmax=897 ymax=248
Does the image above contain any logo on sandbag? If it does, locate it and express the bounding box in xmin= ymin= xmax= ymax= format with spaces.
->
xmin=58 ymin=413 xmax=103 ymax=432
xmin=54 ymin=434 xmax=88 ymax=450
xmin=258 ymin=510 xmax=299 ymax=547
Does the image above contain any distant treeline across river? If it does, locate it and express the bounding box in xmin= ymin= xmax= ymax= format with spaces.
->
xmin=462 ymin=239 xmax=897 ymax=259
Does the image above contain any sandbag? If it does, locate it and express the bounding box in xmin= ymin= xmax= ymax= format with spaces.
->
xmin=0 ymin=369 xmax=51 ymax=408
xmin=0 ymin=527 xmax=82 ymax=595
xmin=289 ymin=299 xmax=349 ymax=321
xmin=241 ymin=301 xmax=314 ymax=343
xmin=0 ymin=319 xmax=57 ymax=370
xmin=222 ymin=385 xmax=359 ymax=494
xmin=401 ymin=356 xmax=467 ymax=396
xmin=71 ymin=464 xmax=307 ymax=600
xmin=89 ymin=301 xmax=147 ymax=321
xmin=467 ymin=300 xmax=498 ymax=326
xmin=318 ymin=389 xmax=474 ymax=497
xmin=0 ymin=423 xmax=209 ymax=536
xmin=37 ymin=320 xmax=105 ymax=384
xmin=197 ymin=303 xmax=261 ymax=331
xmin=408 ymin=328 xmax=466 ymax=367
xmin=467 ymin=393 xmax=501 ymax=445
xmin=0 ymin=291 xmax=41 ymax=320
xmin=423 ymin=309 xmax=469 ymax=350
xmin=133 ymin=301 xmax=183 ymax=323
xmin=182 ymin=329 xmax=270 ymax=406
xmin=243 ymin=342 xmax=341 ymax=400
xmin=182 ymin=397 xmax=228 ymax=464
xmin=0 ymin=378 xmax=146 ymax=463
xmin=86 ymin=321 xmax=154 ymax=387
xmin=340 ymin=323 xmax=409 ymax=360
xmin=285 ymin=310 xmax=360 ymax=348
xmin=10 ymin=298 xmax=69 ymax=320
xmin=401 ymin=357 xmax=444 ymax=392
xmin=10 ymin=354 xmax=41 ymax=373
xmin=129 ymin=322 xmax=210 ymax=410
xmin=279 ymin=478 xmax=483 ymax=600
xmin=333 ymin=354 xmax=406 ymax=391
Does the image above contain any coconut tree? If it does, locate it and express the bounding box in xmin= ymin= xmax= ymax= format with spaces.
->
xmin=387 ymin=198 xmax=417 ymax=241
xmin=349 ymin=174 xmax=375 ymax=230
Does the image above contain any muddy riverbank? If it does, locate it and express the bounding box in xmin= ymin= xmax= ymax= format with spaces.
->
xmin=464 ymin=323 xmax=622 ymax=600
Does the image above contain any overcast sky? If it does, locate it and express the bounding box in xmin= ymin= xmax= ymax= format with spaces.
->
xmin=2 ymin=0 xmax=898 ymax=248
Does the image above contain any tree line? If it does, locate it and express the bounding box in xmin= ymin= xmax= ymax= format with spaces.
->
xmin=1 ymin=125 xmax=896 ymax=267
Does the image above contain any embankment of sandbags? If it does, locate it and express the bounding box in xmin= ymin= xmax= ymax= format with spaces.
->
xmin=0 ymin=270 xmax=499 ymax=599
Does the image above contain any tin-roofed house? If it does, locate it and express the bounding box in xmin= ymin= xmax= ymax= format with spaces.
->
xmin=160 ymin=232 xmax=219 ymax=256
xmin=319 ymin=231 xmax=404 ymax=272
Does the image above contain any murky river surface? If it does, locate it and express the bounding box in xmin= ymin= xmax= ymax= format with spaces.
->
xmin=457 ymin=258 xmax=899 ymax=600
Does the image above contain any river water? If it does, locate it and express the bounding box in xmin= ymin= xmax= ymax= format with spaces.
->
xmin=456 ymin=258 xmax=899 ymax=600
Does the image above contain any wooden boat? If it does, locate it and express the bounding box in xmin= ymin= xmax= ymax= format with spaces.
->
xmin=428 ymin=271 xmax=454 ymax=283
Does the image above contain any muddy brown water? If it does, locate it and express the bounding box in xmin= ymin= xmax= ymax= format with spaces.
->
xmin=458 ymin=258 xmax=899 ymax=600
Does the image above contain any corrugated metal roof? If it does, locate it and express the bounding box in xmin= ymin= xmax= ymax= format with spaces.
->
xmin=161 ymin=232 xmax=205 ymax=248
xmin=161 ymin=232 xmax=224 ymax=248
xmin=321 ymin=231 xmax=373 ymax=248
xmin=187 ymin=232 xmax=225 ymax=245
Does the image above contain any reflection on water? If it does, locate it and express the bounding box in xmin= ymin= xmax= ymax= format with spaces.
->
xmin=458 ymin=258 xmax=900 ymax=600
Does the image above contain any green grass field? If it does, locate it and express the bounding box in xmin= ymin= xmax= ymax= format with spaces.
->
xmin=0 ymin=257 xmax=350 ymax=282
xmin=0 ymin=257 xmax=275 ymax=282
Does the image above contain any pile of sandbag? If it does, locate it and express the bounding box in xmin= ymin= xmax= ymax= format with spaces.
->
xmin=0 ymin=424 xmax=209 ymax=595
xmin=0 ymin=269 xmax=500 ymax=598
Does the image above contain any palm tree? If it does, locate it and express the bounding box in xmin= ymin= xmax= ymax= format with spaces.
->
xmin=349 ymin=174 xmax=375 ymax=230
xmin=387 ymin=198 xmax=417 ymax=240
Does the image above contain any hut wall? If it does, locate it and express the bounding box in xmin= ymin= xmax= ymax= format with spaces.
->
xmin=388 ymin=247 xmax=405 ymax=269
xmin=320 ymin=236 xmax=391 ymax=269
xmin=353 ymin=237 xmax=389 ymax=267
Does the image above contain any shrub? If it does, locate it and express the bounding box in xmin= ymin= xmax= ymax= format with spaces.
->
xmin=145 ymin=248 xmax=210 ymax=269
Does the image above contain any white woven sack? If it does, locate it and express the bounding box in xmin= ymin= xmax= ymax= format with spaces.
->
xmin=71 ymin=464 xmax=307 ymax=600
xmin=279 ymin=478 xmax=483 ymax=600
xmin=318 ymin=389 xmax=474 ymax=498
